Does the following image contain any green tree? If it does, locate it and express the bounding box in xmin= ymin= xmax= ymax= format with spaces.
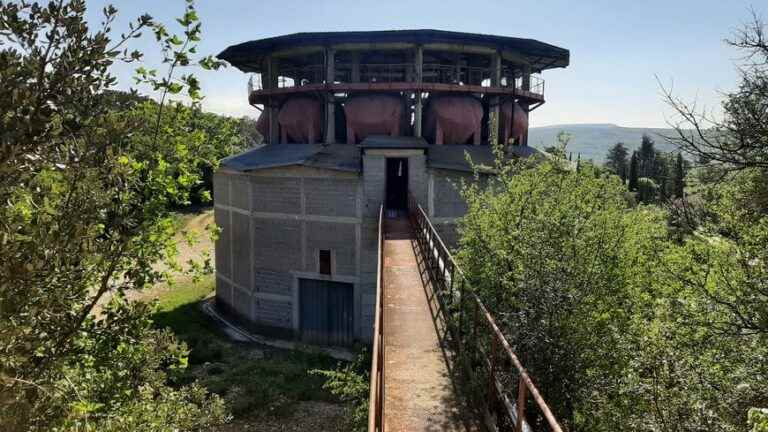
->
xmin=673 ymin=152 xmax=686 ymax=198
xmin=0 ymin=1 xmax=229 ymax=429
xmin=312 ymin=351 xmax=371 ymax=431
xmin=628 ymin=151 xmax=639 ymax=191
xmin=638 ymin=134 xmax=657 ymax=178
xmin=662 ymin=10 xmax=768 ymax=336
xmin=664 ymin=12 xmax=768 ymax=171
xmin=458 ymin=156 xmax=667 ymax=430
xmin=605 ymin=142 xmax=630 ymax=182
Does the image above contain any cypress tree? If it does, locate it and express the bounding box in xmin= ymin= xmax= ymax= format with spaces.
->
xmin=605 ymin=142 xmax=629 ymax=182
xmin=638 ymin=134 xmax=656 ymax=178
xmin=628 ymin=151 xmax=639 ymax=191
xmin=674 ymin=153 xmax=685 ymax=198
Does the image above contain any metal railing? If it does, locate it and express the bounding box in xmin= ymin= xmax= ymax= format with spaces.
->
xmin=422 ymin=63 xmax=493 ymax=86
xmin=277 ymin=65 xmax=325 ymax=88
xmin=367 ymin=204 xmax=385 ymax=432
xmin=501 ymin=70 xmax=545 ymax=96
xmin=407 ymin=194 xmax=563 ymax=432
xmin=250 ymin=63 xmax=545 ymax=97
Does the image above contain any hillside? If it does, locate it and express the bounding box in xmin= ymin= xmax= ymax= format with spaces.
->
xmin=528 ymin=124 xmax=681 ymax=163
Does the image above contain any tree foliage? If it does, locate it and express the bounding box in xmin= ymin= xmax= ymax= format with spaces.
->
xmin=311 ymin=351 xmax=370 ymax=431
xmin=605 ymin=142 xmax=629 ymax=181
xmin=458 ymin=157 xmax=767 ymax=431
xmin=663 ymin=11 xmax=768 ymax=171
xmin=0 ymin=1 xmax=231 ymax=429
xmin=455 ymin=11 xmax=768 ymax=432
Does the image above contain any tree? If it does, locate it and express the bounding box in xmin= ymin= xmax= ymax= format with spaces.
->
xmin=674 ymin=153 xmax=686 ymax=198
xmin=628 ymin=151 xmax=639 ymax=191
xmin=0 ymin=1 xmax=228 ymax=429
xmin=458 ymin=156 xmax=668 ymax=430
xmin=543 ymin=131 xmax=573 ymax=159
xmin=662 ymin=10 xmax=768 ymax=335
xmin=638 ymin=134 xmax=657 ymax=178
xmin=239 ymin=116 xmax=264 ymax=147
xmin=457 ymin=149 xmax=768 ymax=432
xmin=454 ymin=12 xmax=768 ymax=432
xmin=605 ymin=142 xmax=629 ymax=182
xmin=663 ymin=12 xmax=768 ymax=171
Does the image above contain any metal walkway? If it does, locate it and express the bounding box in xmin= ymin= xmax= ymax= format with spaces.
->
xmin=380 ymin=217 xmax=466 ymax=431
xmin=368 ymin=203 xmax=565 ymax=432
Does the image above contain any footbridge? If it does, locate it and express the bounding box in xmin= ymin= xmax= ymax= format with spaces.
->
xmin=368 ymin=200 xmax=564 ymax=432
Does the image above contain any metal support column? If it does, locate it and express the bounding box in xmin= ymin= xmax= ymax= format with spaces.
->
xmin=266 ymin=56 xmax=279 ymax=144
xmin=325 ymin=47 xmax=336 ymax=144
xmin=488 ymin=51 xmax=501 ymax=147
xmin=521 ymin=64 xmax=531 ymax=146
xmin=414 ymin=45 xmax=424 ymax=138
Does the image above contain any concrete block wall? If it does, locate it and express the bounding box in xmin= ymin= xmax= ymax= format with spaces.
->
xmin=426 ymin=168 xmax=491 ymax=249
xmin=429 ymin=169 xmax=471 ymax=219
xmin=212 ymin=154 xmax=481 ymax=345
xmin=214 ymin=166 xmax=376 ymax=342
xmin=362 ymin=149 xmax=428 ymax=216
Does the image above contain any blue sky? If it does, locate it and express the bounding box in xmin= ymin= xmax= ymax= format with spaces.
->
xmin=88 ymin=0 xmax=765 ymax=128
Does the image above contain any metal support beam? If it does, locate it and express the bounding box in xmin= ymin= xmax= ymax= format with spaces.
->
xmin=325 ymin=47 xmax=336 ymax=144
xmin=351 ymin=52 xmax=360 ymax=83
xmin=521 ymin=102 xmax=530 ymax=146
xmin=414 ymin=45 xmax=424 ymax=138
xmin=488 ymin=51 xmax=502 ymax=147
xmin=266 ymin=56 xmax=279 ymax=144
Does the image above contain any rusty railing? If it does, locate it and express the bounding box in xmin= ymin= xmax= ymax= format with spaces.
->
xmin=367 ymin=204 xmax=385 ymax=432
xmin=251 ymin=63 xmax=545 ymax=98
xmin=407 ymin=194 xmax=563 ymax=432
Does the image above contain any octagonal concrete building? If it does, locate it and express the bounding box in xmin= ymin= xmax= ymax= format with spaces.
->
xmin=214 ymin=30 xmax=569 ymax=346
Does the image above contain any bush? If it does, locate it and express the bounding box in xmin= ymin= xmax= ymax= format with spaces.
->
xmin=311 ymin=351 xmax=371 ymax=431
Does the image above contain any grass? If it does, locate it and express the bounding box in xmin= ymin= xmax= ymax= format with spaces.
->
xmin=150 ymin=274 xmax=343 ymax=421
xmin=152 ymin=276 xmax=218 ymax=338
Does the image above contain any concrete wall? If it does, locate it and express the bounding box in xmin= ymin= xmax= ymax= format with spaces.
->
xmin=213 ymin=153 xmax=485 ymax=345
xmin=362 ymin=149 xmax=428 ymax=217
xmin=426 ymin=168 xmax=490 ymax=249
xmin=214 ymin=166 xmax=375 ymax=342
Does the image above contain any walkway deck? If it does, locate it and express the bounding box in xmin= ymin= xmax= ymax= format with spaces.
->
xmin=381 ymin=217 xmax=467 ymax=432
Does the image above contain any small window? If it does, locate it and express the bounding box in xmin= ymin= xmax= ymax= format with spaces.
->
xmin=319 ymin=250 xmax=332 ymax=275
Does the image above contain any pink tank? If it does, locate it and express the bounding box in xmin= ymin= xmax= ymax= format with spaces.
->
xmin=424 ymin=95 xmax=483 ymax=145
xmin=255 ymin=110 xmax=271 ymax=141
xmin=500 ymin=100 xmax=528 ymax=146
xmin=278 ymin=96 xmax=323 ymax=144
xmin=343 ymin=94 xmax=404 ymax=144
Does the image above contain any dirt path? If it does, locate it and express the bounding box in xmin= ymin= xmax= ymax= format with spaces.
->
xmin=131 ymin=208 xmax=215 ymax=303
xmin=92 ymin=208 xmax=214 ymax=315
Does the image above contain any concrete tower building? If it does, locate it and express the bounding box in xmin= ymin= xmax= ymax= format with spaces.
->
xmin=214 ymin=30 xmax=569 ymax=345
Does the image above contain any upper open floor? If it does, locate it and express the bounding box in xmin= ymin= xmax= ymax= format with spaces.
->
xmin=219 ymin=30 xmax=569 ymax=105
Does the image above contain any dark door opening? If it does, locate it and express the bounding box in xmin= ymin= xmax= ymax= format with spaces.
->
xmin=385 ymin=158 xmax=408 ymax=211
xmin=299 ymin=278 xmax=354 ymax=346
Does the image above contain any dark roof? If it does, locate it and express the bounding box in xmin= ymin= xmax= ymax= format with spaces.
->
xmin=428 ymin=145 xmax=543 ymax=172
xmin=360 ymin=135 xmax=429 ymax=149
xmin=221 ymin=144 xmax=361 ymax=173
xmin=219 ymin=29 xmax=569 ymax=73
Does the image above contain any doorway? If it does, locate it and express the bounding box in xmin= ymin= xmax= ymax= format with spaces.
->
xmin=299 ymin=278 xmax=354 ymax=346
xmin=385 ymin=158 xmax=408 ymax=212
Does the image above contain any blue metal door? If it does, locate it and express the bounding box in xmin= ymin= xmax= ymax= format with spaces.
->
xmin=299 ymin=279 xmax=354 ymax=346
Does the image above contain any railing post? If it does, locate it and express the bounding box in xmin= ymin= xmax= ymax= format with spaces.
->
xmin=516 ymin=378 xmax=527 ymax=432
xmin=488 ymin=334 xmax=498 ymax=410
xmin=458 ymin=277 xmax=465 ymax=348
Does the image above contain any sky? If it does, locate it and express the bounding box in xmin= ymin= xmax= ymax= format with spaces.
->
xmin=86 ymin=0 xmax=766 ymax=128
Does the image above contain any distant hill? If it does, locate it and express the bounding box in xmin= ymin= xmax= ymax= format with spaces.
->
xmin=528 ymin=124 xmax=681 ymax=163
